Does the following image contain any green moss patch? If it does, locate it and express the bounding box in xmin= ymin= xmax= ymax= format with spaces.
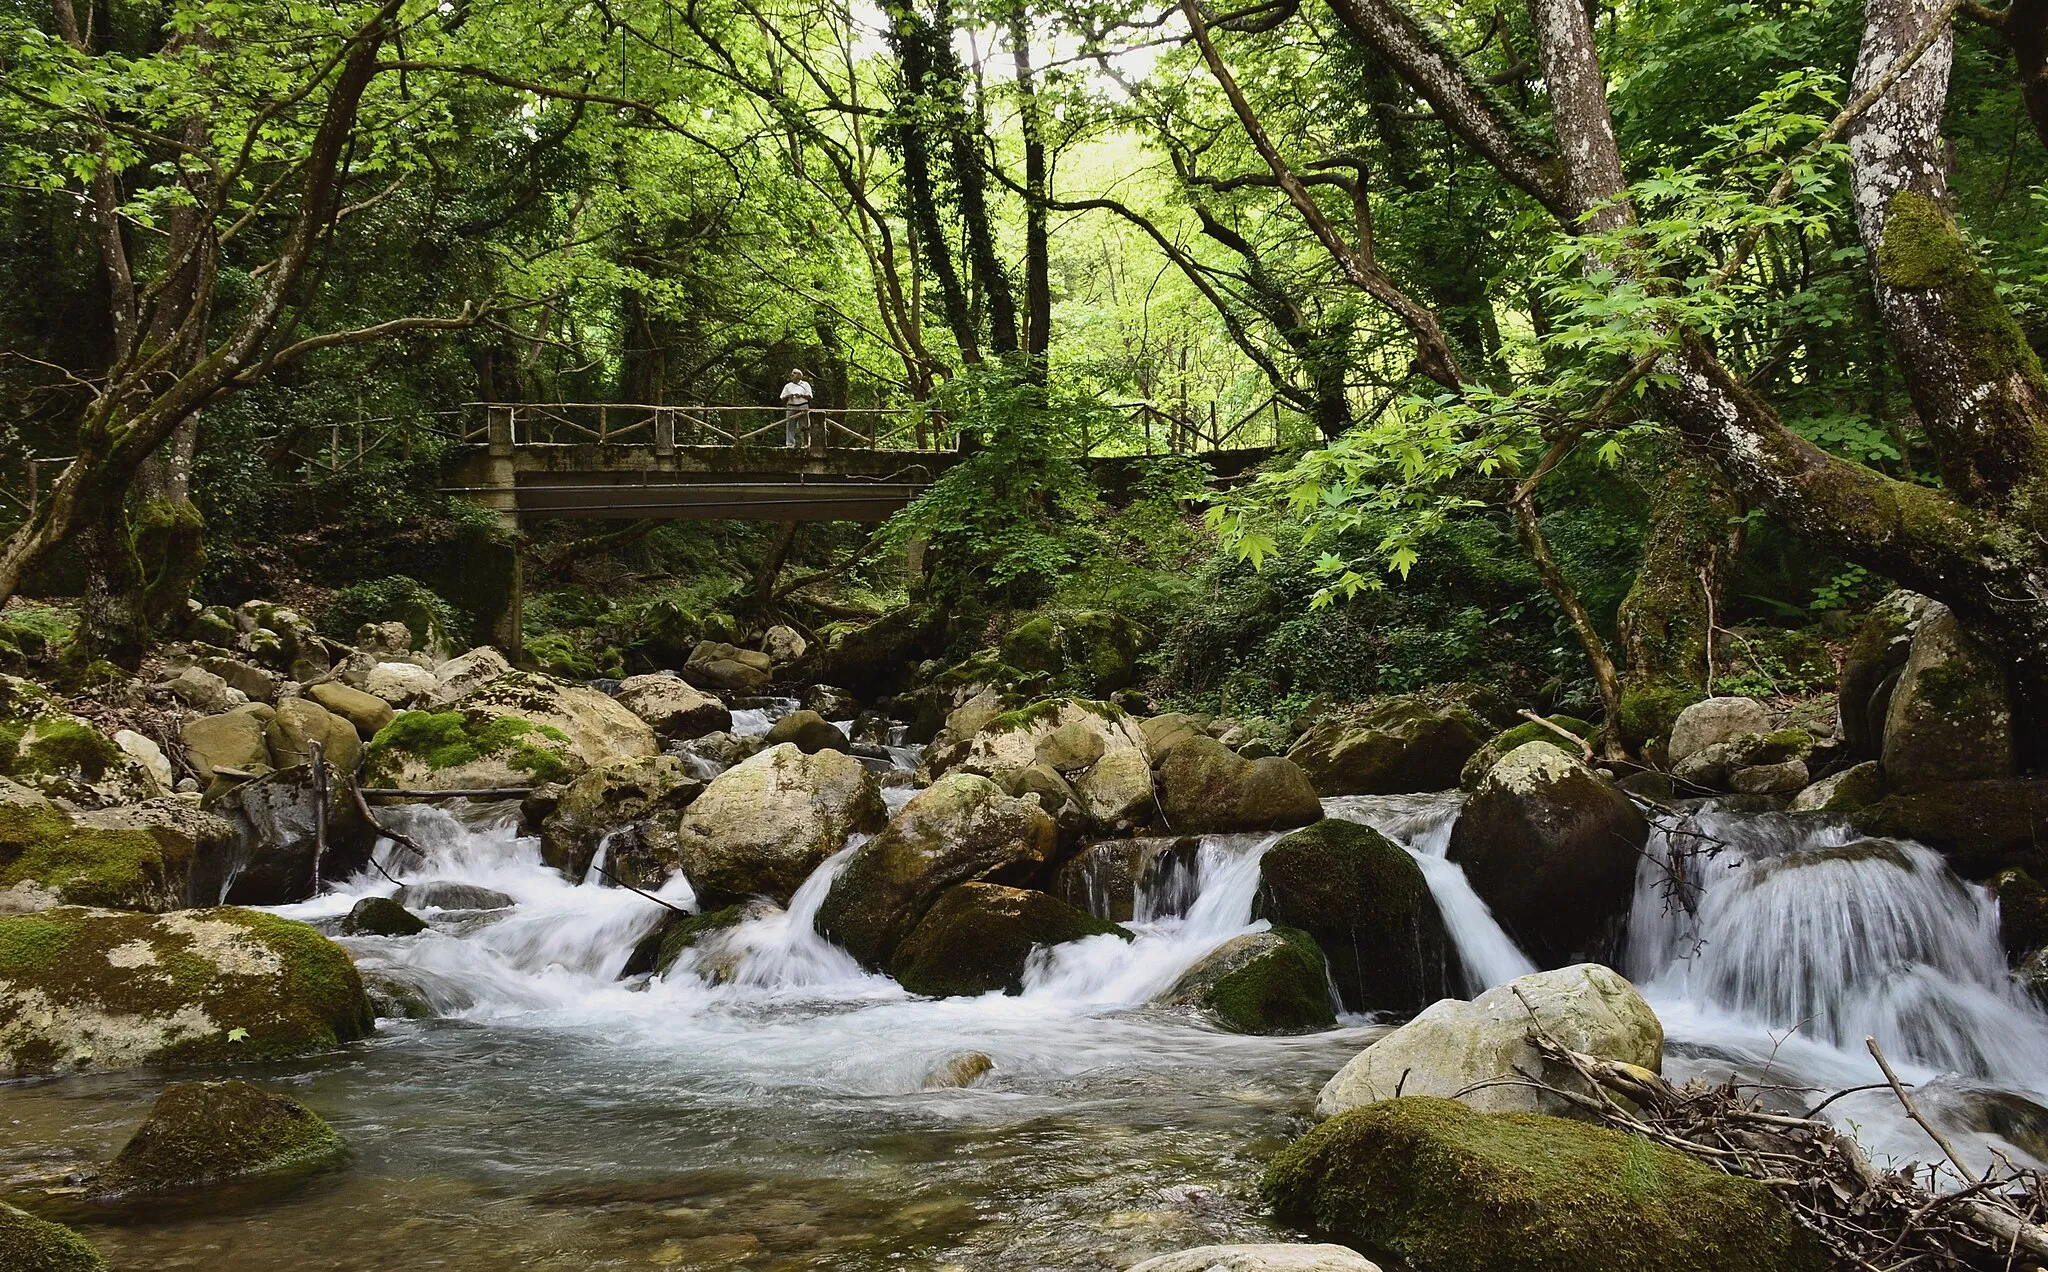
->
xmin=87 ymin=1079 xmax=344 ymax=1202
xmin=652 ymin=904 xmax=749 ymax=976
xmin=1265 ymin=1096 xmax=1827 ymax=1272
xmin=364 ymin=709 xmax=574 ymax=785
xmin=0 ymin=1201 xmax=108 ymax=1271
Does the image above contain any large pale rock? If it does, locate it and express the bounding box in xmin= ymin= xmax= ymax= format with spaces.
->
xmin=363 ymin=661 xmax=438 ymax=707
xmin=761 ymin=625 xmax=807 ymax=665
xmin=1256 ymin=820 xmax=1453 ymax=1013
xmin=1286 ymin=697 xmax=1487 ymax=795
xmin=166 ymin=666 xmax=248 ymax=713
xmin=1162 ymin=928 xmax=1336 ymax=1034
xmin=957 ymin=698 xmax=1148 ymax=778
xmin=1446 ymin=742 xmax=1647 ymax=966
xmin=615 ymin=673 xmax=730 ymax=740
xmin=1314 ymin=964 xmax=1662 ymax=1118
xmin=1138 ymin=713 xmax=1209 ymax=766
xmin=308 ymin=680 xmax=395 ymax=738
xmin=1129 ymin=1247 xmax=1379 ymax=1272
xmin=1788 ymin=760 xmax=1886 ymax=812
xmin=84 ymin=1079 xmax=344 ymax=1201
xmin=1156 ymin=737 xmax=1322 ymax=833
xmin=674 ymin=744 xmax=885 ymax=906
xmin=0 ymin=906 xmax=375 ymax=1076
xmin=541 ymin=754 xmax=704 ymax=887
xmin=179 ymin=705 xmax=274 ymax=780
xmin=815 ymin=772 xmax=1058 ymax=969
xmin=684 ymin=640 xmax=774 ymax=693
xmin=425 ymin=646 xmax=513 ymax=708
xmin=1882 ymin=602 xmax=2016 ymax=790
xmin=1267 ymin=1097 xmax=1825 ymax=1272
xmin=412 ymin=670 xmax=657 ymax=780
xmin=1666 ymin=696 xmax=1771 ymax=766
xmin=1073 ymin=747 xmax=1156 ymax=829
xmin=764 ymin=709 xmax=849 ymax=754
xmin=888 ymin=881 xmax=1127 ymax=996
xmin=112 ymin=730 xmax=173 ymax=794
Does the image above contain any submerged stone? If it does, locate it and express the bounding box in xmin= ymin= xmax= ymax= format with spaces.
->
xmin=1128 ymin=1246 xmax=1379 ymax=1272
xmin=85 ymin=1079 xmax=344 ymax=1202
xmin=341 ymin=895 xmax=427 ymax=937
xmin=0 ymin=1201 xmax=108 ymax=1271
xmin=1163 ymin=927 xmax=1336 ymax=1035
xmin=1264 ymin=1097 xmax=1826 ymax=1272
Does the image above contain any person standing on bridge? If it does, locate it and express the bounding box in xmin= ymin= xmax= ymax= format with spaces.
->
xmin=779 ymin=368 xmax=813 ymax=448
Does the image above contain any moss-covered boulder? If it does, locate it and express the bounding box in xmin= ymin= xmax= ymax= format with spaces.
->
xmin=437 ymin=670 xmax=657 ymax=774
xmin=85 ymin=1079 xmax=344 ymax=1202
xmin=1072 ymin=746 xmax=1156 ymax=830
xmin=540 ymin=754 xmax=705 ymax=886
xmin=0 ymin=906 xmax=374 ymax=1076
xmin=1995 ymin=869 xmax=2048 ymax=958
xmin=1846 ymin=777 xmax=2048 ymax=878
xmin=1460 ymin=717 xmax=1593 ymax=791
xmin=675 ymin=744 xmax=885 ymax=906
xmin=815 ymin=772 xmax=1059 ymax=970
xmin=1157 ymin=737 xmax=1322 ymax=833
xmin=1264 ymin=1097 xmax=1826 ymax=1272
xmin=998 ymin=610 xmax=1145 ymax=694
xmin=1287 ymin=697 xmax=1488 ymax=796
xmin=341 ymin=896 xmax=426 ymax=937
xmin=0 ymin=1202 xmax=108 ymax=1271
xmin=1162 ymin=927 xmax=1336 ymax=1034
xmin=637 ymin=904 xmax=749 ymax=981
xmin=1138 ymin=713 xmax=1209 ymax=767
xmin=764 ymin=708 xmax=850 ymax=755
xmin=362 ymin=708 xmax=579 ymax=790
xmin=615 ymin=673 xmax=731 ymax=740
xmin=0 ymin=790 xmax=211 ymax=913
xmin=0 ymin=675 xmax=158 ymax=808
xmin=1315 ymin=964 xmax=1662 ymax=1119
xmin=1446 ymin=742 xmax=1647 ymax=967
xmin=1787 ymin=760 xmax=1886 ymax=813
xmin=1256 ymin=821 xmax=1452 ymax=1014
xmin=1838 ymin=589 xmax=1934 ymax=761
xmin=889 ymin=882 xmax=1129 ymax=996
xmin=954 ymin=697 xmax=1149 ymax=779
xmin=1881 ymin=602 xmax=2016 ymax=790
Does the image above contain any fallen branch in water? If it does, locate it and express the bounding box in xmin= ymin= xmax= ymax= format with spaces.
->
xmin=1522 ymin=1026 xmax=2048 ymax=1269
xmin=1516 ymin=710 xmax=1596 ymax=761
xmin=588 ymin=858 xmax=694 ymax=917
xmin=350 ymin=783 xmax=426 ymax=885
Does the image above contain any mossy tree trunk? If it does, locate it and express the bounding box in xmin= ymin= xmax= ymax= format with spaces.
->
xmin=1615 ymin=452 xmax=1741 ymax=749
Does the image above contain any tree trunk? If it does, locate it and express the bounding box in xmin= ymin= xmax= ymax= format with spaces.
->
xmin=1615 ymin=453 xmax=1741 ymax=748
xmin=74 ymin=498 xmax=149 ymax=667
xmin=751 ymin=521 xmax=801 ymax=613
xmin=1009 ymin=7 xmax=1051 ymax=377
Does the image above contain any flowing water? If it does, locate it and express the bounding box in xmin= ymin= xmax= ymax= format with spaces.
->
xmin=9 ymin=776 xmax=2048 ymax=1265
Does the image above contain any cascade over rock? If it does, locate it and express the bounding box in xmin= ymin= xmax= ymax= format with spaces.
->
xmin=1255 ymin=820 xmax=1453 ymax=1014
xmin=1315 ymin=964 xmax=1662 ymax=1119
xmin=0 ymin=906 xmax=374 ymax=1076
xmin=674 ymin=744 xmax=884 ymax=905
xmin=814 ymin=772 xmax=1058 ymax=969
xmin=1446 ymin=742 xmax=1646 ymax=966
xmin=540 ymin=754 xmax=705 ymax=885
xmin=1266 ymin=1097 xmax=1826 ymax=1272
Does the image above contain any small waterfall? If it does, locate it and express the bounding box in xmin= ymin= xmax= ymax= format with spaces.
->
xmin=1627 ymin=810 xmax=2048 ymax=1087
xmin=668 ymin=843 xmax=875 ymax=991
xmin=1322 ymin=794 xmax=1535 ymax=994
xmin=729 ymin=697 xmax=800 ymax=739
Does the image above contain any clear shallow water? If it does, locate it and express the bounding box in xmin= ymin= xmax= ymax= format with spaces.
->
xmin=10 ymin=786 xmax=2048 ymax=1266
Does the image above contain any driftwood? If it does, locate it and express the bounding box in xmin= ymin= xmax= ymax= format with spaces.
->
xmin=1510 ymin=993 xmax=2048 ymax=1270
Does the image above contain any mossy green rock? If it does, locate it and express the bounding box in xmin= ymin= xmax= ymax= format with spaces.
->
xmin=1265 ymin=1096 xmax=1826 ymax=1272
xmin=1460 ymin=717 xmax=1593 ymax=791
xmin=342 ymin=896 xmax=427 ymax=937
xmin=1847 ymin=777 xmax=2048 ymax=878
xmin=0 ymin=906 xmax=375 ymax=1076
xmin=999 ymin=611 xmax=1145 ymax=694
xmin=816 ymin=772 xmax=1059 ymax=970
xmin=1447 ymin=742 xmax=1647 ymax=967
xmin=1881 ymin=603 xmax=2016 ymax=791
xmin=1838 ymin=590 xmax=1932 ymax=760
xmin=1787 ymin=760 xmax=1886 ymax=813
xmin=1287 ymin=696 xmax=1487 ymax=796
xmin=1156 ymin=736 xmax=1322 ymax=833
xmin=363 ymin=708 xmax=579 ymax=789
xmin=86 ymin=1079 xmax=344 ymax=1201
xmin=0 ymin=791 xmax=197 ymax=912
xmin=1163 ymin=927 xmax=1336 ymax=1034
xmin=0 ymin=1202 xmax=108 ymax=1271
xmin=1256 ymin=821 xmax=1453 ymax=1014
xmin=0 ymin=675 xmax=154 ymax=807
xmin=644 ymin=904 xmax=749 ymax=979
xmin=890 ymin=882 xmax=1129 ymax=997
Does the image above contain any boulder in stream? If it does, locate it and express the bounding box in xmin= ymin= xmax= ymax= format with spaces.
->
xmin=341 ymin=896 xmax=426 ymax=937
xmin=1255 ymin=820 xmax=1453 ymax=1014
xmin=1265 ymin=1096 xmax=1826 ymax=1272
xmin=1314 ymin=963 xmax=1661 ymax=1119
xmin=540 ymin=754 xmax=705 ymax=885
xmin=0 ymin=1202 xmax=109 ymax=1271
xmin=889 ymin=882 xmax=1129 ymax=997
xmin=615 ymin=673 xmax=731 ymax=740
xmin=1162 ymin=927 xmax=1336 ymax=1034
xmin=0 ymin=906 xmax=374 ymax=1076
xmin=1446 ymin=742 xmax=1646 ymax=966
xmin=84 ymin=1079 xmax=344 ymax=1202
xmin=684 ymin=641 xmax=774 ymax=694
xmin=206 ymin=765 xmax=373 ymax=905
xmin=764 ymin=709 xmax=850 ymax=754
xmin=1286 ymin=695 xmax=1487 ymax=796
xmin=674 ymin=744 xmax=885 ymax=906
xmin=814 ymin=772 xmax=1058 ymax=969
xmin=1881 ymin=602 xmax=2016 ymax=790
xmin=1052 ymin=835 xmax=1200 ymax=923
xmin=1156 ymin=737 xmax=1322 ymax=834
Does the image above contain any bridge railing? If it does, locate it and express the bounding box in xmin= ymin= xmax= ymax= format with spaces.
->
xmin=461 ymin=402 xmax=959 ymax=452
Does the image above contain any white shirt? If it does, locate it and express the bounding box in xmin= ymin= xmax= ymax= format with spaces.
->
xmin=780 ymin=380 xmax=813 ymax=404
